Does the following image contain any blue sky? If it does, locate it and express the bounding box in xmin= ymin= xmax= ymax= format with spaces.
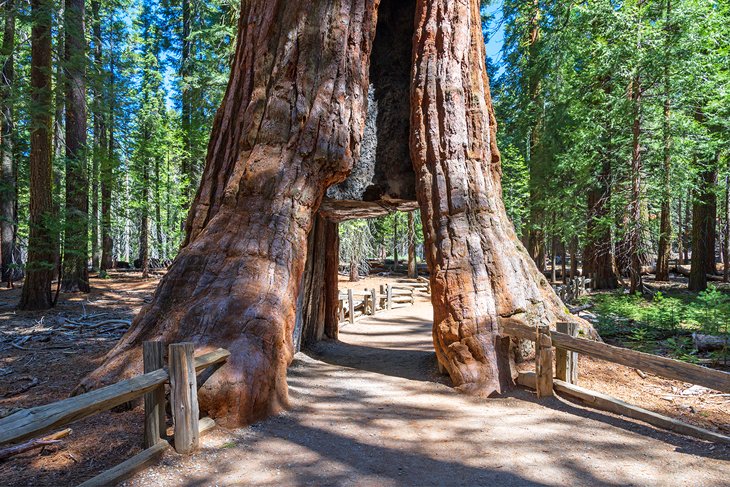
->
xmin=484 ymin=0 xmax=505 ymax=70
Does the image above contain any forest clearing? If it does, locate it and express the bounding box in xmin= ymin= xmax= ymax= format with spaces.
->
xmin=1 ymin=0 xmax=730 ymax=485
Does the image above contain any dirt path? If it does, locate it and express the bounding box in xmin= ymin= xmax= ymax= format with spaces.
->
xmin=125 ymin=303 xmax=729 ymax=487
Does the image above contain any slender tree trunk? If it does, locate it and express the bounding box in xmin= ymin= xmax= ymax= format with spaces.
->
xmin=526 ymin=0 xmax=544 ymax=272
xmin=0 ymin=0 xmax=16 ymax=285
xmin=550 ymin=236 xmax=557 ymax=283
xmin=628 ymin=73 xmax=643 ymax=294
xmin=392 ymin=214 xmax=398 ymax=271
xmin=677 ymin=196 xmax=683 ymax=266
xmin=79 ymin=0 xmax=378 ymax=426
xmin=61 ymin=0 xmax=90 ymax=292
xmin=655 ymin=0 xmax=672 ymax=281
xmin=140 ymin=155 xmax=149 ymax=278
xmin=561 ymin=242 xmax=567 ymax=284
xmin=684 ymin=188 xmax=691 ymax=263
xmin=154 ymin=156 xmax=163 ymax=259
xmin=407 ymin=210 xmax=417 ymax=278
xmin=52 ymin=7 xmax=64 ymax=282
xmin=19 ymin=0 xmax=54 ymax=310
xmin=569 ymin=236 xmax=577 ymax=279
xmin=722 ymin=168 xmax=730 ymax=282
xmin=100 ymin=32 xmax=114 ymax=271
xmin=349 ymin=258 xmax=358 ymax=282
xmin=181 ymin=0 xmax=194 ymax=201
xmin=411 ymin=0 xmax=592 ymax=395
xmin=90 ymin=0 xmax=104 ymax=272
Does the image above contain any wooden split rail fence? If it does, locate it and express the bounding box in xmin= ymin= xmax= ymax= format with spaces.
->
xmin=0 ymin=342 xmax=230 ymax=486
xmin=500 ymin=321 xmax=730 ymax=443
xmin=338 ymin=278 xmax=430 ymax=325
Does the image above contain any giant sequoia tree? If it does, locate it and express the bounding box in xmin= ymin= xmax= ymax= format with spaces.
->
xmin=80 ymin=0 xmax=587 ymax=425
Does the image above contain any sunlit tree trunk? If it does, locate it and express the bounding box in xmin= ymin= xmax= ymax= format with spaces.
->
xmin=80 ymin=0 xmax=378 ymax=426
xmin=407 ymin=210 xmax=417 ymax=278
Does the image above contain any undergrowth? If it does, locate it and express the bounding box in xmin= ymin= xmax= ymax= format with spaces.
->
xmin=586 ymin=285 xmax=730 ymax=365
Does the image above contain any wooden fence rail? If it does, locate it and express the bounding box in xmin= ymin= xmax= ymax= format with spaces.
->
xmin=500 ymin=320 xmax=730 ymax=443
xmin=338 ymin=281 xmax=429 ymax=325
xmin=0 ymin=343 xmax=230 ymax=485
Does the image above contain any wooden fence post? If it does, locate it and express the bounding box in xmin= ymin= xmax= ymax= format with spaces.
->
xmin=535 ymin=324 xmax=553 ymax=398
xmin=555 ymin=322 xmax=578 ymax=384
xmin=168 ymin=343 xmax=199 ymax=454
xmin=386 ymin=284 xmax=392 ymax=310
xmin=347 ymin=289 xmax=355 ymax=324
xmin=143 ymin=341 xmax=165 ymax=448
xmin=410 ymin=287 xmax=415 ymax=305
xmin=370 ymin=288 xmax=377 ymax=314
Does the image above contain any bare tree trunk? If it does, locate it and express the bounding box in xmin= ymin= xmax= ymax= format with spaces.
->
xmin=584 ymin=171 xmax=617 ymax=289
xmin=90 ymin=0 xmax=104 ymax=272
xmin=0 ymin=0 xmax=16 ymax=285
xmin=677 ymin=196 xmax=683 ymax=266
xmin=61 ymin=0 xmax=90 ymax=292
xmin=79 ymin=0 xmax=378 ymax=426
xmin=690 ymin=167 xmax=717 ymax=291
xmin=19 ymin=0 xmax=54 ymax=310
xmin=411 ymin=0 xmax=591 ymax=395
xmin=722 ymin=169 xmax=730 ymax=282
xmin=349 ymin=258 xmax=359 ymax=282
xmin=526 ymin=0 xmax=544 ymax=273
xmin=628 ymin=73 xmax=643 ymax=294
xmin=392 ymin=213 xmax=399 ymax=271
xmin=569 ymin=236 xmax=577 ymax=279
xmin=181 ymin=0 xmax=194 ymax=202
xmin=140 ymin=159 xmax=149 ymax=278
xmin=656 ymin=1 xmax=672 ymax=282
xmin=407 ymin=210 xmax=417 ymax=278
xmin=100 ymin=32 xmax=115 ymax=271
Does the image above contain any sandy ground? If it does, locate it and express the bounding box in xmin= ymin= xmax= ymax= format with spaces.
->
xmin=122 ymin=303 xmax=729 ymax=487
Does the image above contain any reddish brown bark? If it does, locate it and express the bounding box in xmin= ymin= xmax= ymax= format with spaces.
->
xmin=19 ymin=0 xmax=54 ymax=310
xmin=80 ymin=0 xmax=377 ymax=426
xmin=410 ymin=0 xmax=589 ymax=395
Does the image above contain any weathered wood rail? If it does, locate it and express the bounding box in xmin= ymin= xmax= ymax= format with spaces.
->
xmin=0 ymin=342 xmax=230 ymax=485
xmin=338 ymin=279 xmax=430 ymax=325
xmin=500 ymin=321 xmax=730 ymax=443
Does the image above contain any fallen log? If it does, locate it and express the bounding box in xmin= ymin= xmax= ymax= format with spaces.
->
xmin=0 ymin=428 xmax=72 ymax=460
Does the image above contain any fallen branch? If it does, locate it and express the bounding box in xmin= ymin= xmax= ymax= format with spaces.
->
xmin=0 ymin=428 xmax=72 ymax=460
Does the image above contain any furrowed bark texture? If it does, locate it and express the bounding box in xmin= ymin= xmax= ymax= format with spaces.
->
xmin=79 ymin=0 xmax=377 ymax=426
xmin=19 ymin=0 xmax=54 ymax=310
xmin=410 ymin=0 xmax=589 ymax=395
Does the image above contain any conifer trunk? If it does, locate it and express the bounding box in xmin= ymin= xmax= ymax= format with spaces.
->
xmin=19 ymin=0 xmax=54 ymax=310
xmin=410 ymin=0 xmax=589 ymax=395
xmin=61 ymin=0 xmax=90 ymax=292
xmin=0 ymin=0 xmax=16 ymax=285
xmin=407 ymin=210 xmax=417 ymax=278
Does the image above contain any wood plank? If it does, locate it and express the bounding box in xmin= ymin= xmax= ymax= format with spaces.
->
xmin=553 ymin=379 xmax=730 ymax=444
xmin=169 ymin=343 xmax=200 ymax=454
xmin=555 ymin=322 xmax=578 ymax=384
xmin=143 ymin=341 xmax=166 ymax=448
xmin=0 ymin=348 xmax=228 ymax=446
xmin=535 ymin=324 xmax=553 ymax=398
xmin=78 ymin=417 xmax=216 ymax=487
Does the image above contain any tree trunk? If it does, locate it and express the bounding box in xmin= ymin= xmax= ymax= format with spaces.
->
xmin=100 ymin=32 xmax=115 ymax=271
xmin=677 ymin=196 xmax=683 ymax=266
xmin=628 ymin=73 xmax=643 ymax=294
xmin=724 ymin=166 xmax=729 ymax=282
xmin=584 ymin=168 xmax=617 ymax=289
xmin=526 ymin=0 xmax=544 ymax=273
xmin=90 ymin=0 xmax=104 ymax=272
xmin=348 ymin=258 xmax=359 ymax=282
xmin=407 ymin=210 xmax=417 ymax=278
xmin=410 ymin=0 xmax=590 ymax=395
xmin=140 ymin=160 xmax=150 ymax=278
xmin=0 ymin=0 xmax=16 ymax=285
xmin=569 ymin=236 xmax=578 ymax=279
xmin=79 ymin=0 xmax=378 ymax=426
xmin=689 ymin=167 xmax=717 ymax=291
xmin=19 ymin=0 xmax=54 ymax=310
xmin=295 ymin=214 xmax=339 ymax=349
xmin=655 ymin=2 xmax=672 ymax=282
xmin=181 ymin=0 xmax=194 ymax=201
xmin=61 ymin=0 xmax=90 ymax=293
xmin=392 ymin=213 xmax=398 ymax=271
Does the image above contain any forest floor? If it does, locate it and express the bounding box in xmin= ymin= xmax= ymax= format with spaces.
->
xmin=0 ymin=273 xmax=728 ymax=486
